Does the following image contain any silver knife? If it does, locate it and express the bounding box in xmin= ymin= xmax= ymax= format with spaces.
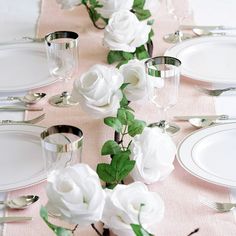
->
xmin=174 ymin=115 xmax=229 ymax=121
xmin=0 ymin=106 xmax=43 ymax=111
xmin=0 ymin=216 xmax=32 ymax=223
xmin=180 ymin=25 xmax=236 ymax=31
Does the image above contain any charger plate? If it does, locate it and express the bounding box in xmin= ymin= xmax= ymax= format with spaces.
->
xmin=177 ymin=123 xmax=236 ymax=188
xmin=0 ymin=124 xmax=46 ymax=192
xmin=0 ymin=42 xmax=57 ymax=92
xmin=165 ymin=36 xmax=236 ymax=84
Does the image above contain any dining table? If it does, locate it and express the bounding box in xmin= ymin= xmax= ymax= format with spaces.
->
xmin=1 ymin=0 xmax=236 ymax=235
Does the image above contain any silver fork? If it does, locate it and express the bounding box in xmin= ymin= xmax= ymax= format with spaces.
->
xmin=199 ymin=196 xmax=236 ymax=212
xmin=0 ymin=113 xmax=45 ymax=124
xmin=196 ymin=86 xmax=236 ymax=96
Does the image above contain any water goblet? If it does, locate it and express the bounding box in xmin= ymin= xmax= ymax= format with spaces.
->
xmin=40 ymin=125 xmax=83 ymax=174
xmin=163 ymin=0 xmax=193 ymax=43
xmin=145 ymin=56 xmax=181 ymax=134
xmin=45 ymin=31 xmax=79 ymax=107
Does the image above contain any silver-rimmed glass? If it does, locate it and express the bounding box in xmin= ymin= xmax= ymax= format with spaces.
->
xmin=45 ymin=31 xmax=79 ymax=107
xmin=145 ymin=56 xmax=181 ymax=134
xmin=40 ymin=125 xmax=83 ymax=173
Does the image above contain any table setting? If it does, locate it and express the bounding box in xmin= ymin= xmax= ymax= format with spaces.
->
xmin=1 ymin=0 xmax=236 ymax=235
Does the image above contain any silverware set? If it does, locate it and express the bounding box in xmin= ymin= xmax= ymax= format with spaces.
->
xmin=196 ymin=86 xmax=236 ymax=96
xmin=0 ymin=195 xmax=40 ymax=224
xmin=180 ymin=25 xmax=236 ymax=38
xmin=199 ymin=196 xmax=236 ymax=212
xmin=0 ymin=113 xmax=45 ymax=125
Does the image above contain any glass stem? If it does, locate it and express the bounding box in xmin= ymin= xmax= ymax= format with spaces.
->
xmin=159 ymin=107 xmax=168 ymax=122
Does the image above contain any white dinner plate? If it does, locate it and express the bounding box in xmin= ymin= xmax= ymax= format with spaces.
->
xmin=0 ymin=124 xmax=46 ymax=192
xmin=165 ymin=36 xmax=236 ymax=84
xmin=0 ymin=42 xmax=58 ymax=92
xmin=177 ymin=123 xmax=236 ymax=188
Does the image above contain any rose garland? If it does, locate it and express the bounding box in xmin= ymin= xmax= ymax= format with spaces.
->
xmin=40 ymin=1 xmax=199 ymax=236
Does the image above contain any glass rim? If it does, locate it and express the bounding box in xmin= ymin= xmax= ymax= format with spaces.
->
xmin=145 ymin=56 xmax=181 ymax=78
xmin=44 ymin=31 xmax=79 ymax=49
xmin=145 ymin=56 xmax=181 ymax=67
xmin=40 ymin=125 xmax=83 ymax=152
xmin=45 ymin=31 xmax=79 ymax=42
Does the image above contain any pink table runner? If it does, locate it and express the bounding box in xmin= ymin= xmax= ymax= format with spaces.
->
xmin=5 ymin=1 xmax=236 ymax=235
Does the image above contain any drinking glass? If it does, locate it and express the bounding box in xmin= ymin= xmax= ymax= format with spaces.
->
xmin=145 ymin=56 xmax=181 ymax=134
xmin=40 ymin=125 xmax=83 ymax=174
xmin=163 ymin=0 xmax=193 ymax=43
xmin=45 ymin=31 xmax=79 ymax=107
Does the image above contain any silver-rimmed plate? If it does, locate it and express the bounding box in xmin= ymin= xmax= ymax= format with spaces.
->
xmin=177 ymin=123 xmax=236 ymax=188
xmin=165 ymin=36 xmax=236 ymax=84
xmin=0 ymin=42 xmax=58 ymax=92
xmin=0 ymin=124 xmax=46 ymax=192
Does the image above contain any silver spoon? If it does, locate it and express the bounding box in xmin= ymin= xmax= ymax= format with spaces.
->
xmin=189 ymin=118 xmax=214 ymax=128
xmin=0 ymin=195 xmax=39 ymax=209
xmin=188 ymin=117 xmax=236 ymax=128
xmin=193 ymin=28 xmax=226 ymax=36
xmin=0 ymin=93 xmax=46 ymax=104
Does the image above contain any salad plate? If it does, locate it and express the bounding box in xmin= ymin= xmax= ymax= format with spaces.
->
xmin=0 ymin=42 xmax=58 ymax=92
xmin=0 ymin=124 xmax=46 ymax=192
xmin=165 ymin=36 xmax=236 ymax=84
xmin=178 ymin=123 xmax=236 ymax=188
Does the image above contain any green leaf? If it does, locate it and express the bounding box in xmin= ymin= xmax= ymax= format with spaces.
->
xmin=133 ymin=0 xmax=145 ymax=9
xmin=111 ymin=150 xmax=131 ymax=170
xmin=118 ymin=160 xmax=136 ymax=180
xmin=96 ymin=163 xmax=116 ymax=183
xmin=120 ymin=83 xmax=130 ymax=90
xmin=131 ymin=224 xmax=153 ymax=236
xmin=117 ymin=108 xmax=134 ymax=125
xmin=147 ymin=19 xmax=154 ymax=25
xmin=40 ymin=206 xmax=48 ymax=220
xmin=128 ymin=120 xmax=146 ymax=137
xmin=122 ymin=51 xmax=134 ymax=60
xmin=116 ymin=60 xmax=129 ymax=68
xmin=111 ymin=151 xmax=135 ymax=182
xmin=148 ymin=29 xmax=154 ymax=41
xmin=101 ymin=140 xmax=121 ymax=155
xmin=107 ymin=51 xmax=124 ymax=64
xmin=104 ymin=117 xmax=123 ymax=133
xmin=40 ymin=207 xmax=72 ymax=236
xmin=134 ymin=9 xmax=151 ymax=21
xmin=120 ymin=93 xmax=129 ymax=108
xmin=135 ymin=45 xmax=149 ymax=60
xmin=131 ymin=224 xmax=143 ymax=236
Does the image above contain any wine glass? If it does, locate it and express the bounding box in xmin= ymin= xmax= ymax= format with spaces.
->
xmin=145 ymin=56 xmax=181 ymax=134
xmin=45 ymin=31 xmax=79 ymax=107
xmin=163 ymin=0 xmax=193 ymax=43
xmin=40 ymin=125 xmax=83 ymax=174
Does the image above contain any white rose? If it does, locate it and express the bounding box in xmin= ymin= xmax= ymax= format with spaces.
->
xmin=119 ymin=59 xmax=146 ymax=101
xmin=102 ymin=182 xmax=164 ymax=236
xmin=97 ymin=0 xmax=133 ymax=18
xmin=46 ymin=164 xmax=105 ymax=226
xmin=56 ymin=0 xmax=81 ymax=9
xmin=71 ymin=64 xmax=124 ymax=118
xmin=130 ymin=127 xmax=176 ymax=184
xmin=103 ymin=10 xmax=151 ymax=52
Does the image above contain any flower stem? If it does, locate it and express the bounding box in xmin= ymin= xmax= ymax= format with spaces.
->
xmin=102 ymin=228 xmax=110 ymax=236
xmin=147 ymin=40 xmax=153 ymax=58
xmin=91 ymin=224 xmax=103 ymax=236
xmin=71 ymin=224 xmax=79 ymax=234
xmin=83 ymin=3 xmax=105 ymax=30
xmin=187 ymin=228 xmax=199 ymax=236
xmin=114 ymin=131 xmax=120 ymax=144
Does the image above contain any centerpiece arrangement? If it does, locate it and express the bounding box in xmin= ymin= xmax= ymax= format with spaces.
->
xmin=39 ymin=1 xmax=197 ymax=236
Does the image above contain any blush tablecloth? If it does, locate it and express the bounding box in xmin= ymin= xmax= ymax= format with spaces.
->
xmin=4 ymin=1 xmax=236 ymax=235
